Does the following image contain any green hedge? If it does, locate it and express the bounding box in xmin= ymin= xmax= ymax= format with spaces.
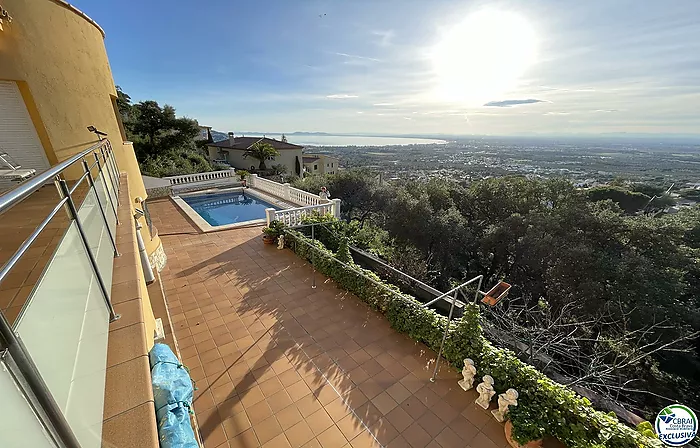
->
xmin=284 ymin=228 xmax=662 ymax=448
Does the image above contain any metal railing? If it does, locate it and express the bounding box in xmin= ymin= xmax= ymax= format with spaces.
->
xmin=0 ymin=138 xmax=122 ymax=448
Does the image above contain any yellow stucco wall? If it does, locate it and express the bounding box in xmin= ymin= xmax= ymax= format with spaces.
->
xmin=0 ymin=1 xmax=162 ymax=339
xmin=0 ymin=0 xmax=161 ymax=255
xmin=303 ymin=154 xmax=340 ymax=175
xmin=209 ymin=145 xmax=304 ymax=176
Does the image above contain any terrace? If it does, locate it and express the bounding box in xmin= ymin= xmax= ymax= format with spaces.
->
xmin=148 ymin=197 xmax=514 ymax=447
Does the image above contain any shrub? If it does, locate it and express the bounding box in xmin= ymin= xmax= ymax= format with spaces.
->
xmin=283 ymin=228 xmax=662 ymax=448
xmin=212 ymin=162 xmax=231 ymax=171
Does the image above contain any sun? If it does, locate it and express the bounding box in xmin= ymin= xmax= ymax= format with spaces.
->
xmin=431 ymin=9 xmax=537 ymax=105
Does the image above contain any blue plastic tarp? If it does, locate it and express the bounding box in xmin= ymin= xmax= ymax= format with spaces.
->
xmin=149 ymin=343 xmax=198 ymax=448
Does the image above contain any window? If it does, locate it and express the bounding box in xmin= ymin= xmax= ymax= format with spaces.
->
xmin=332 ymin=162 xmax=334 ymax=167
xmin=314 ymin=164 xmax=318 ymax=170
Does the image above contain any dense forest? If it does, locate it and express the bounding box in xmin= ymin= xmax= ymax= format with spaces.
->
xmin=292 ymin=172 xmax=700 ymax=419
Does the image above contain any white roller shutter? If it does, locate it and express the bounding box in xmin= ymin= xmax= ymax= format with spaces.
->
xmin=0 ymin=81 xmax=51 ymax=190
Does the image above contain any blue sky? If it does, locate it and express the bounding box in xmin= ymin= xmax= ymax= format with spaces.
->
xmin=75 ymin=0 xmax=700 ymax=136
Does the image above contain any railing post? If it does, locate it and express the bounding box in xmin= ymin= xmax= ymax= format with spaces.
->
xmin=265 ymin=208 xmax=275 ymax=226
xmin=58 ymin=178 xmax=120 ymax=322
xmin=249 ymin=174 xmax=258 ymax=188
xmin=95 ymin=153 xmax=119 ymax=224
xmin=101 ymin=144 xmax=120 ymax=206
xmin=82 ymin=159 xmax=120 ymax=257
xmin=311 ymin=224 xmax=316 ymax=289
xmin=332 ymin=198 xmax=341 ymax=218
xmin=430 ymin=287 xmax=459 ymax=383
xmin=283 ymin=183 xmax=291 ymax=201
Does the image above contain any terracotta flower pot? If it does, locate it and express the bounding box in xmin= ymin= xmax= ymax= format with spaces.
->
xmin=262 ymin=235 xmax=276 ymax=244
xmin=504 ymin=421 xmax=543 ymax=448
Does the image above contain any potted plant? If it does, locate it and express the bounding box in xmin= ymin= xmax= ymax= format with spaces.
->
xmin=505 ymin=406 xmax=545 ymax=448
xmin=262 ymin=220 xmax=285 ymax=245
xmin=235 ymin=170 xmax=249 ymax=188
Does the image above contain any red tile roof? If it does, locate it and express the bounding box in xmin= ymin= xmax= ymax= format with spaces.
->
xmin=208 ymin=136 xmax=303 ymax=150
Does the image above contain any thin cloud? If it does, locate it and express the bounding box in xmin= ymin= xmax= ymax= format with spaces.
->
xmin=334 ymin=52 xmax=381 ymax=62
xmin=371 ymin=30 xmax=395 ymax=47
xmin=484 ymin=99 xmax=547 ymax=107
xmin=326 ymin=94 xmax=359 ymax=99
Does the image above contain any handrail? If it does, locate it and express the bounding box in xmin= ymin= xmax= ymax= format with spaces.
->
xmin=0 ymin=137 xmax=121 ymax=448
xmin=0 ymin=140 xmax=108 ymax=216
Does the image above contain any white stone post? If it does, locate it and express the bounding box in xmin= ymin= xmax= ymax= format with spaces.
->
xmin=249 ymin=173 xmax=258 ymax=188
xmin=332 ymin=198 xmax=341 ymax=218
xmin=265 ymin=208 xmax=276 ymax=226
xmin=283 ymin=183 xmax=292 ymax=201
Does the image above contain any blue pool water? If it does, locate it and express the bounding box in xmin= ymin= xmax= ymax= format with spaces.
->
xmin=182 ymin=191 xmax=279 ymax=226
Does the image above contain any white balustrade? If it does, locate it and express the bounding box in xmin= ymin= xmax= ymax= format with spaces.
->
xmin=289 ymin=186 xmax=329 ymax=206
xmin=266 ymin=199 xmax=341 ymax=226
xmin=249 ymin=174 xmax=330 ymax=207
xmin=249 ymin=175 xmax=287 ymax=199
xmin=165 ymin=169 xmax=238 ymax=186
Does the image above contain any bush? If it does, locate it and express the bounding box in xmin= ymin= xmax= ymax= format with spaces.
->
xmin=139 ymin=147 xmax=213 ymax=177
xmin=212 ymin=162 xmax=231 ymax=171
xmin=283 ymin=227 xmax=662 ymax=448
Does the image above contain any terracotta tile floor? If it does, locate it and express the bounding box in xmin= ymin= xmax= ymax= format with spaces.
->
xmin=150 ymin=198 xmax=513 ymax=448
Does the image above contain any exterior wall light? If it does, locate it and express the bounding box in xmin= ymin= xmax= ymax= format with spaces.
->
xmin=0 ymin=5 xmax=12 ymax=32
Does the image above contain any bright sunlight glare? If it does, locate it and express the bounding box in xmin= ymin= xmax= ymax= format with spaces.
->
xmin=432 ymin=9 xmax=538 ymax=106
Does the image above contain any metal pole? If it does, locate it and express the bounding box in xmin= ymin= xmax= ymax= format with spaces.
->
xmin=430 ymin=288 xmax=460 ymax=383
xmin=93 ymin=153 xmax=119 ymax=223
xmin=0 ymin=321 xmax=82 ymax=448
xmin=475 ymin=276 xmax=483 ymax=303
xmin=81 ymin=160 xmax=120 ymax=257
xmin=311 ymin=224 xmax=316 ymax=289
xmin=100 ymin=146 xmax=120 ymax=207
xmin=102 ymin=142 xmax=120 ymax=206
xmin=58 ymin=179 xmax=119 ymax=322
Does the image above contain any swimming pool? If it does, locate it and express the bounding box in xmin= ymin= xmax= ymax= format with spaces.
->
xmin=181 ymin=191 xmax=279 ymax=226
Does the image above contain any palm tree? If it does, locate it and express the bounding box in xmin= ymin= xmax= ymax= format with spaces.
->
xmin=244 ymin=141 xmax=279 ymax=170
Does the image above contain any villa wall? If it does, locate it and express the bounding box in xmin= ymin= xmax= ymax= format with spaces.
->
xmin=0 ymin=0 xmax=162 ymax=259
xmin=214 ymin=147 xmax=303 ymax=176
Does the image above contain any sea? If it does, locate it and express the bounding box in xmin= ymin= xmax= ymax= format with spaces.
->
xmin=255 ymin=134 xmax=447 ymax=147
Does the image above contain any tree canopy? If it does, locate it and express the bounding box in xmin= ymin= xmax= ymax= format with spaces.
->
xmin=116 ymin=87 xmax=211 ymax=177
xmin=244 ymin=142 xmax=280 ymax=170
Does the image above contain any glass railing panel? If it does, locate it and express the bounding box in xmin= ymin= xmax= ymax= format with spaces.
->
xmin=96 ymin=158 xmax=118 ymax=213
xmin=14 ymin=220 xmax=110 ymax=448
xmin=94 ymin=169 xmax=117 ymax=232
xmin=76 ymin=187 xmax=114 ymax=297
xmin=0 ymin=358 xmax=57 ymax=448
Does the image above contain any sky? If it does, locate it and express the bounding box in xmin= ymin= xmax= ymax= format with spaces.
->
xmin=75 ymin=0 xmax=700 ymax=136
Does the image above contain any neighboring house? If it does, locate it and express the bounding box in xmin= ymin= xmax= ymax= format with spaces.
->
xmin=197 ymin=125 xmax=214 ymax=143
xmin=207 ymin=133 xmax=304 ymax=176
xmin=303 ymin=153 xmax=340 ymax=175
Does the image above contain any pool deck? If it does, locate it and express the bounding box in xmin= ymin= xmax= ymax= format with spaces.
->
xmin=149 ymin=197 xmax=516 ymax=448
